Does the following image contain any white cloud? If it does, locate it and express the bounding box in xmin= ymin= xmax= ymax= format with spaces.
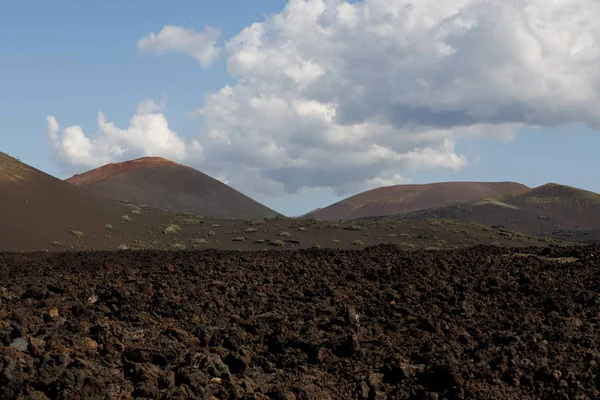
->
xmin=49 ymin=0 xmax=600 ymax=197
xmin=47 ymin=100 xmax=199 ymax=172
xmin=366 ymin=174 xmax=412 ymax=189
xmin=137 ymin=25 xmax=221 ymax=68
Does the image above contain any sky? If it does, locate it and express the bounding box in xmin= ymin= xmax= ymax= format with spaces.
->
xmin=1 ymin=0 xmax=600 ymax=216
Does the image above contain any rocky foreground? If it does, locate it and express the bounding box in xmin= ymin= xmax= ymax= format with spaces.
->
xmin=0 ymin=245 xmax=599 ymax=399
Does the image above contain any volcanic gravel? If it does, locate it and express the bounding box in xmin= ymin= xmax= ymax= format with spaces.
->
xmin=1 ymin=245 xmax=600 ymax=399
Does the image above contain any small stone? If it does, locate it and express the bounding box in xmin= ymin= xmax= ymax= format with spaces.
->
xmin=559 ymin=379 xmax=568 ymax=388
xmin=552 ymin=370 xmax=562 ymax=381
xmin=369 ymin=372 xmax=385 ymax=388
xmin=29 ymin=336 xmax=46 ymax=356
xmin=284 ymin=392 xmax=297 ymax=400
xmin=88 ymin=294 xmax=98 ymax=304
xmin=317 ymin=347 xmax=327 ymax=363
xmin=49 ymin=307 xmax=59 ymax=318
xmin=359 ymin=381 xmax=370 ymax=399
xmin=1 ymin=287 xmax=13 ymax=300
xmin=86 ymin=338 xmax=99 ymax=351
xmin=98 ymin=304 xmax=111 ymax=314
xmin=210 ymin=377 xmax=222 ymax=384
xmin=10 ymin=337 xmax=29 ymax=352
xmin=399 ymin=362 xmax=417 ymax=379
xmin=27 ymin=390 xmax=50 ymax=400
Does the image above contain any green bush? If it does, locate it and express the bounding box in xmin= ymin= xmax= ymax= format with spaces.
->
xmin=164 ymin=224 xmax=182 ymax=235
xmin=166 ymin=242 xmax=186 ymax=251
xmin=70 ymin=230 xmax=85 ymax=239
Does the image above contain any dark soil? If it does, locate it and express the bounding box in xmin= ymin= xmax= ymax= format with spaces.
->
xmin=1 ymin=245 xmax=600 ymax=399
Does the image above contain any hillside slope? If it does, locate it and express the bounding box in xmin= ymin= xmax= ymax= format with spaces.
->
xmin=0 ymin=152 xmax=163 ymax=250
xmin=308 ymin=181 xmax=528 ymax=220
xmin=66 ymin=157 xmax=279 ymax=219
xmin=389 ymin=183 xmax=600 ymax=241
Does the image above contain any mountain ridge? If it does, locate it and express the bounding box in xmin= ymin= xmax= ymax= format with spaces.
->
xmin=307 ymin=181 xmax=529 ymax=220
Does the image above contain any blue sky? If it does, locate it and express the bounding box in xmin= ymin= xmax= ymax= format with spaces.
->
xmin=2 ymin=0 xmax=599 ymax=216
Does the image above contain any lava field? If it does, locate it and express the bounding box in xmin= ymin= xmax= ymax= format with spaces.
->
xmin=1 ymin=244 xmax=599 ymax=399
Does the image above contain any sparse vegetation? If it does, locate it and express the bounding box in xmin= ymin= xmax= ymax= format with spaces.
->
xmin=164 ymin=224 xmax=182 ymax=235
xmin=104 ymin=224 xmax=114 ymax=231
xmin=344 ymin=225 xmax=363 ymax=231
xmin=181 ymin=218 xmax=203 ymax=225
xmin=117 ymin=244 xmax=129 ymax=251
xmin=270 ymin=239 xmax=285 ymax=247
xmin=278 ymin=231 xmax=291 ymax=237
xmin=121 ymin=215 xmax=131 ymax=222
xmin=129 ymin=204 xmax=142 ymax=215
xmin=190 ymin=238 xmax=209 ymax=245
xmin=177 ymin=212 xmax=204 ymax=219
xmin=70 ymin=230 xmax=85 ymax=239
xmin=233 ymin=237 xmax=246 ymax=242
xmin=51 ymin=241 xmax=63 ymax=248
xmin=351 ymin=240 xmax=364 ymax=246
xmin=245 ymin=227 xmax=258 ymax=233
xmin=165 ymin=242 xmax=186 ymax=251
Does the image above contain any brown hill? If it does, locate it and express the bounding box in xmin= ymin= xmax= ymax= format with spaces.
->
xmin=0 ymin=152 xmax=168 ymax=251
xmin=66 ymin=157 xmax=279 ymax=219
xmin=308 ymin=181 xmax=528 ymax=221
xmin=384 ymin=183 xmax=600 ymax=242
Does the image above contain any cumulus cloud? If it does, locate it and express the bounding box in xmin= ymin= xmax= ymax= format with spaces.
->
xmin=47 ymin=99 xmax=198 ymax=173
xmin=137 ymin=25 xmax=221 ymax=68
xmin=49 ymin=0 xmax=600 ymax=197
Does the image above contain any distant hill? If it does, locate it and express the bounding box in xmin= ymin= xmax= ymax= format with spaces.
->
xmin=307 ymin=181 xmax=528 ymax=221
xmin=66 ymin=157 xmax=279 ymax=219
xmin=377 ymin=183 xmax=600 ymax=242
xmin=0 ymin=152 xmax=162 ymax=251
